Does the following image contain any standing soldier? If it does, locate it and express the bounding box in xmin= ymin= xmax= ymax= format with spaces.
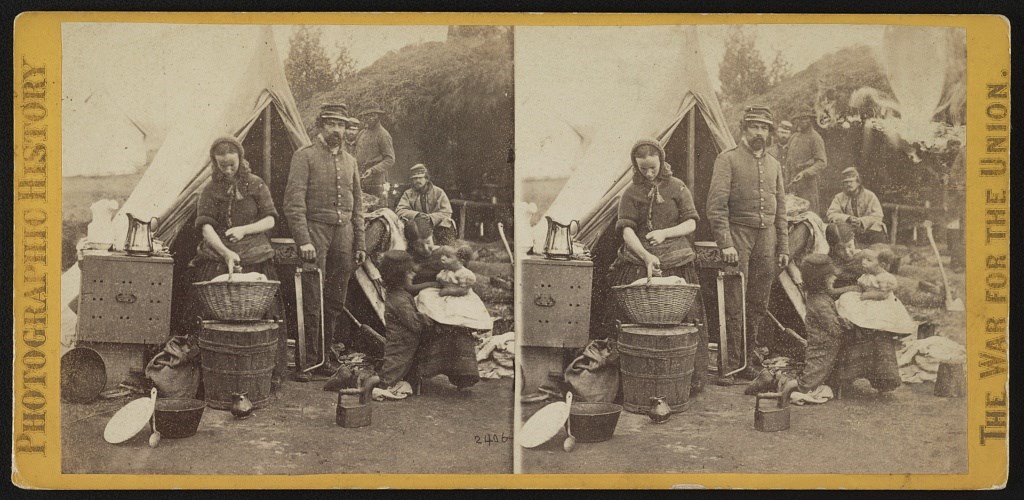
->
xmin=767 ymin=119 xmax=792 ymax=166
xmin=707 ymin=105 xmax=790 ymax=384
xmin=786 ymin=105 xmax=829 ymax=214
xmin=342 ymin=117 xmax=360 ymax=157
xmin=355 ymin=102 xmax=396 ymax=206
xmin=285 ymin=103 xmax=367 ymax=375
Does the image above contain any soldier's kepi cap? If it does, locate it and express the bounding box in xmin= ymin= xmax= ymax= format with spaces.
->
xmin=777 ymin=120 xmax=793 ymax=132
xmin=793 ymin=104 xmax=816 ymax=120
xmin=841 ymin=167 xmax=861 ymax=180
xmin=742 ymin=105 xmax=775 ymax=129
xmin=319 ymin=103 xmax=350 ymax=123
xmin=409 ymin=163 xmax=428 ymax=179
xmin=359 ymin=102 xmax=385 ymax=116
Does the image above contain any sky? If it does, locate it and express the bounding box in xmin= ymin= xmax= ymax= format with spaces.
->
xmin=63 ymin=23 xmax=897 ymax=178
xmin=271 ymin=25 xmax=449 ymax=71
xmin=697 ymin=24 xmax=886 ymax=93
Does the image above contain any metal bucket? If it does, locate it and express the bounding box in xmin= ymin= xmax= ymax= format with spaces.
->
xmin=618 ymin=324 xmax=699 ymax=414
xmin=198 ymin=320 xmax=279 ymax=410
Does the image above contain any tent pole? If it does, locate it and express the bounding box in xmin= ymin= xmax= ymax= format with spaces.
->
xmin=686 ymin=109 xmax=695 ymax=188
xmin=262 ymin=106 xmax=273 ymax=183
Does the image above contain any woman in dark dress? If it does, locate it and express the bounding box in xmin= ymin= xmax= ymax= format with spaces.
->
xmin=608 ymin=138 xmax=710 ymax=396
xmin=187 ymin=136 xmax=288 ymax=390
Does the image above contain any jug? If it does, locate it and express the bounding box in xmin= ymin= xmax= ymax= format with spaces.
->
xmin=543 ymin=216 xmax=579 ymax=260
xmin=647 ymin=396 xmax=671 ymax=424
xmin=231 ymin=392 xmax=254 ymax=419
xmin=124 ymin=213 xmax=157 ymax=255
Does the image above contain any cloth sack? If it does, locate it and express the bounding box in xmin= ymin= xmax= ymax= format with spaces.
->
xmin=146 ymin=336 xmax=201 ymax=399
xmin=563 ymin=339 xmax=620 ymax=403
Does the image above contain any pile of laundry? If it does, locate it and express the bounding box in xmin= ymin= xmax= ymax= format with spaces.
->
xmin=475 ymin=331 xmax=515 ymax=380
xmin=897 ymin=335 xmax=966 ymax=383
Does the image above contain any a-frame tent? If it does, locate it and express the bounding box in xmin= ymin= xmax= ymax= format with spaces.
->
xmin=519 ymin=26 xmax=736 ymax=251
xmin=517 ymin=26 xmax=741 ymax=339
xmin=61 ymin=25 xmax=311 ymax=347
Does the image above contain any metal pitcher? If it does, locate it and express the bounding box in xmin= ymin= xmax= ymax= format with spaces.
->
xmin=124 ymin=213 xmax=157 ymax=255
xmin=543 ymin=216 xmax=578 ymax=260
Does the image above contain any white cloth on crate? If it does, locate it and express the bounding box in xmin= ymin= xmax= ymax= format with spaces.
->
xmin=835 ymin=273 xmax=917 ymax=335
xmin=416 ymin=268 xmax=494 ymax=331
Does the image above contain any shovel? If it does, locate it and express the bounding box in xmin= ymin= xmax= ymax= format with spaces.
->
xmin=921 ymin=220 xmax=964 ymax=312
xmin=343 ymin=307 xmax=387 ymax=354
xmin=497 ymin=222 xmax=514 ymax=265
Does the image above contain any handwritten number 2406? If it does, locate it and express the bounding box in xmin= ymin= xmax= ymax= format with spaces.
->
xmin=474 ymin=432 xmax=511 ymax=445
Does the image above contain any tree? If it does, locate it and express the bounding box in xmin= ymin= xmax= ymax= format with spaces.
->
xmin=284 ymin=27 xmax=336 ymax=103
xmin=718 ymin=27 xmax=770 ymax=107
xmin=332 ymin=41 xmax=357 ymax=83
xmin=767 ymin=49 xmax=792 ymax=87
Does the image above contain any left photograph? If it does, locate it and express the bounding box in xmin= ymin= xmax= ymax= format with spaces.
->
xmin=59 ymin=23 xmax=515 ymax=474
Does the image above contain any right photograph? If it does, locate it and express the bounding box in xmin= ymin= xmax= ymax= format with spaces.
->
xmin=515 ymin=24 xmax=968 ymax=474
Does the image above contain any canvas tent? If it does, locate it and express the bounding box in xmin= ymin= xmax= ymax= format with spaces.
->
xmin=60 ymin=25 xmax=375 ymax=349
xmin=63 ymin=89 xmax=154 ymax=177
xmin=518 ymin=26 xmax=764 ymax=341
xmin=519 ymin=26 xmax=736 ymax=253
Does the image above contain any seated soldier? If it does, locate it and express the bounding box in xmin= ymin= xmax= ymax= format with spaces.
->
xmin=396 ymin=164 xmax=457 ymax=247
xmin=826 ymin=167 xmax=888 ymax=246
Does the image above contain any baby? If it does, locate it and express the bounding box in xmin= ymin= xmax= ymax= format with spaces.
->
xmin=836 ymin=247 xmax=917 ymax=336
xmin=857 ymin=248 xmax=898 ymax=301
xmin=415 ymin=245 xmax=494 ymax=332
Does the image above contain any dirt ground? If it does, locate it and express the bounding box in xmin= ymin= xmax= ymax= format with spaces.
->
xmin=62 ymin=376 xmax=513 ymax=474
xmin=521 ymin=377 xmax=966 ymax=474
xmin=523 ymin=244 xmax=968 ymax=475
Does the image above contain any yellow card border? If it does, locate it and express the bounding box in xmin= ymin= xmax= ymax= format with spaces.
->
xmin=12 ymin=11 xmax=1009 ymax=489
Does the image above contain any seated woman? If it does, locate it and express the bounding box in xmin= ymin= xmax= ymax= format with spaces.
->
xmin=606 ymin=138 xmax=709 ymax=396
xmin=187 ymin=136 xmax=287 ymax=391
xmin=377 ymin=247 xmax=484 ymax=394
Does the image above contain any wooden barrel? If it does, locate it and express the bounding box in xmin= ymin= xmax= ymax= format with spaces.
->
xmin=618 ymin=324 xmax=700 ymax=414
xmin=198 ymin=320 xmax=280 ymax=410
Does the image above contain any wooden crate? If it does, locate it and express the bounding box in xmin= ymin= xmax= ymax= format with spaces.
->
xmin=77 ymin=251 xmax=174 ymax=345
xmin=521 ymin=256 xmax=593 ymax=348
